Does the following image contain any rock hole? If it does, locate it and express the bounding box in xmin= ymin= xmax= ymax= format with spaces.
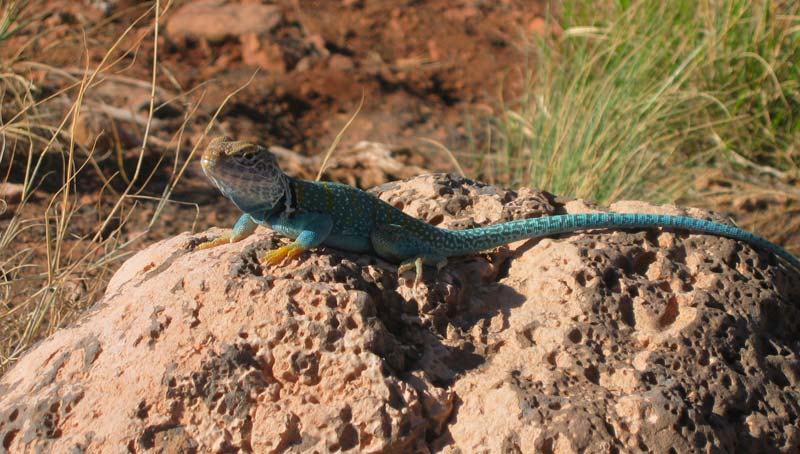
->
xmin=698 ymin=351 xmax=710 ymax=367
xmin=602 ymin=268 xmax=620 ymax=290
xmin=546 ymin=351 xmax=557 ymax=367
xmin=659 ymin=297 xmax=679 ymax=327
xmin=678 ymin=408 xmax=696 ymax=431
xmin=618 ymin=295 xmax=635 ymax=327
xmin=771 ymin=368 xmax=790 ymax=388
xmin=326 ymin=296 xmax=337 ymax=308
xmin=584 ymin=365 xmax=600 ymax=384
xmin=633 ymin=251 xmax=657 ymax=275
xmin=3 ymin=430 xmax=18 ymax=449
xmin=658 ymin=280 xmax=672 ymax=292
xmin=567 ymin=329 xmax=582 ymax=344
xmin=8 ymin=409 xmax=18 ymax=422
xmin=339 ymin=424 xmax=359 ymax=451
xmin=428 ymin=214 xmax=444 ymax=226
xmin=136 ymin=401 xmax=149 ymax=419
xmin=541 ymin=436 xmax=555 ymax=454
xmin=694 ymin=431 xmax=707 ymax=447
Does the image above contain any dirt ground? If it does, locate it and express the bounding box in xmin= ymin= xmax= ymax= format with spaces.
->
xmin=0 ymin=0 xmax=547 ymax=366
xmin=4 ymin=0 xmax=544 ymax=222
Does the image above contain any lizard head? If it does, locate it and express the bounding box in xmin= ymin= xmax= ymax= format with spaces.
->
xmin=201 ymin=136 xmax=290 ymax=216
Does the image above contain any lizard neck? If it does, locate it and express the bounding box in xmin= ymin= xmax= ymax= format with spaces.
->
xmin=222 ymin=172 xmax=295 ymax=222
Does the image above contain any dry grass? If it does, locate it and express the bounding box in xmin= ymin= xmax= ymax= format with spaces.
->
xmin=0 ymin=0 xmax=282 ymax=376
xmin=0 ymin=0 xmax=195 ymax=375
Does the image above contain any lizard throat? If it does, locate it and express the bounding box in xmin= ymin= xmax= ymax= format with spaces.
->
xmin=208 ymin=171 xmax=294 ymax=220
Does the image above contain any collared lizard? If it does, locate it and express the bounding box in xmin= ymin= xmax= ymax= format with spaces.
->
xmin=197 ymin=136 xmax=800 ymax=284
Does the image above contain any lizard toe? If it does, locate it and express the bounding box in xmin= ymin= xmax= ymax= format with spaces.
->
xmin=262 ymin=244 xmax=305 ymax=266
xmin=398 ymin=257 xmax=424 ymax=287
xmin=397 ymin=255 xmax=446 ymax=287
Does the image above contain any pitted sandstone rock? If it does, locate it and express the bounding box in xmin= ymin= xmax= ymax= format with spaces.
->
xmin=1 ymin=174 xmax=798 ymax=453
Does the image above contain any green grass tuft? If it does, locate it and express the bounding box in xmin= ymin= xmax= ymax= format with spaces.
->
xmin=480 ymin=0 xmax=799 ymax=206
xmin=0 ymin=0 xmax=30 ymax=41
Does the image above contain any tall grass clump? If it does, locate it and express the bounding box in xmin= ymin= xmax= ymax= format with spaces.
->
xmin=484 ymin=0 xmax=799 ymax=206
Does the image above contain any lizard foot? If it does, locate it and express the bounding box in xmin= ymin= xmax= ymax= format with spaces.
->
xmin=398 ymin=256 xmax=447 ymax=287
xmin=196 ymin=235 xmax=232 ymax=251
xmin=263 ymin=243 xmax=306 ymax=266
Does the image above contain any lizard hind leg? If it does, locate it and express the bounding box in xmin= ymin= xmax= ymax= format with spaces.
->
xmin=371 ymin=223 xmax=447 ymax=286
xmin=398 ymin=255 xmax=448 ymax=287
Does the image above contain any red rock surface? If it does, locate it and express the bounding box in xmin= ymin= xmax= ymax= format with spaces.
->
xmin=166 ymin=0 xmax=283 ymax=44
xmin=1 ymin=175 xmax=799 ymax=452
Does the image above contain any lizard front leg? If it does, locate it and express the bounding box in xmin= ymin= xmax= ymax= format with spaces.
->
xmin=196 ymin=214 xmax=258 ymax=250
xmin=371 ymin=224 xmax=447 ymax=286
xmin=263 ymin=212 xmax=333 ymax=266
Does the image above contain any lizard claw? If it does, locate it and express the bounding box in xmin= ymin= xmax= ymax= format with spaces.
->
xmin=263 ymin=243 xmax=305 ymax=266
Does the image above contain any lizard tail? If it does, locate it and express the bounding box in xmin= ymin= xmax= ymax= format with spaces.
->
xmin=439 ymin=212 xmax=800 ymax=270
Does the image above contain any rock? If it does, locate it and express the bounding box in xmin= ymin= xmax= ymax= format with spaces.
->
xmin=1 ymin=174 xmax=799 ymax=453
xmin=240 ymin=33 xmax=286 ymax=73
xmin=329 ymin=54 xmax=355 ymax=72
xmin=166 ymin=0 xmax=283 ymax=44
xmin=266 ymin=141 xmax=431 ymax=188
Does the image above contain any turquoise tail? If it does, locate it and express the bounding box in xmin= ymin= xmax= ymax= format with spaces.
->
xmin=440 ymin=213 xmax=800 ymax=270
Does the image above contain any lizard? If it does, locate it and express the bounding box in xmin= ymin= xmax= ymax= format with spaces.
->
xmin=197 ymin=136 xmax=800 ymax=285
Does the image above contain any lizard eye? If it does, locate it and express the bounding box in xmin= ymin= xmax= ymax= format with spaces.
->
xmin=243 ymin=151 xmax=255 ymax=160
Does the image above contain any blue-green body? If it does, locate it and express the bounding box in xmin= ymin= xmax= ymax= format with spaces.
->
xmin=237 ymin=178 xmax=800 ymax=270
xmin=199 ymin=137 xmax=800 ymax=276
